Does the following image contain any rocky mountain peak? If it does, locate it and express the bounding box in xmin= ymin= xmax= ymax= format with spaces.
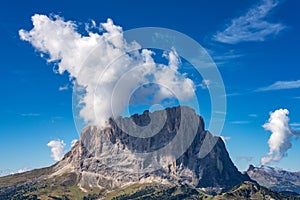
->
xmin=53 ymin=106 xmax=250 ymax=194
xmin=247 ymin=164 xmax=255 ymax=171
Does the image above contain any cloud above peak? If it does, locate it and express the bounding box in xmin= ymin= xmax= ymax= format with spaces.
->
xmin=19 ymin=14 xmax=195 ymax=127
xmin=213 ymin=0 xmax=285 ymax=44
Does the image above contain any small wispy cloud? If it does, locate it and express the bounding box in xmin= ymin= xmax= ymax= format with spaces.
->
xmin=214 ymin=110 xmax=227 ymax=115
xmin=202 ymin=47 xmax=243 ymax=68
xmin=290 ymin=123 xmax=300 ymax=127
xmin=20 ymin=113 xmax=40 ymax=117
xmin=50 ymin=116 xmax=64 ymax=124
xmin=230 ymin=121 xmax=251 ymax=125
xmin=226 ymin=92 xmax=243 ymax=97
xmin=257 ymin=80 xmax=300 ymax=91
xmin=212 ymin=49 xmax=244 ymax=62
xmin=213 ymin=54 xmax=243 ymax=60
xmin=226 ymin=80 xmax=300 ymax=97
xmin=291 ymin=123 xmax=300 ymax=130
xmin=58 ymin=85 xmax=69 ymax=91
xmin=198 ymin=79 xmax=210 ymax=89
xmin=213 ymin=0 xmax=285 ymax=44
xmin=236 ymin=156 xmax=254 ymax=162
xmin=248 ymin=114 xmax=258 ymax=118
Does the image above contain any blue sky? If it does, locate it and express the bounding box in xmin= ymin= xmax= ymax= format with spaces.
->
xmin=0 ymin=0 xmax=300 ymax=175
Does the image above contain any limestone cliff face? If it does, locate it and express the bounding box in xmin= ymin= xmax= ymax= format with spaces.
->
xmin=55 ymin=106 xmax=250 ymax=193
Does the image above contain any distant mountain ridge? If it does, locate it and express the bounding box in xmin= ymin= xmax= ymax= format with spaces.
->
xmin=247 ymin=164 xmax=300 ymax=196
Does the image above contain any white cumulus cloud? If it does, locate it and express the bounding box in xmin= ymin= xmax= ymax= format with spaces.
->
xmin=214 ymin=0 xmax=285 ymax=44
xmin=19 ymin=14 xmax=195 ymax=127
xmin=261 ymin=109 xmax=299 ymax=165
xmin=47 ymin=139 xmax=66 ymax=161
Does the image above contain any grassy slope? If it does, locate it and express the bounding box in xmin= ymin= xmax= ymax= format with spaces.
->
xmin=0 ymin=170 xmax=210 ymax=200
xmin=1 ymin=169 xmax=299 ymax=200
xmin=0 ymin=170 xmax=97 ymax=200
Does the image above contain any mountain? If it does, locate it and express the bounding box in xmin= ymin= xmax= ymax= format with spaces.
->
xmin=215 ymin=181 xmax=299 ymax=200
xmin=1 ymin=106 xmax=294 ymax=200
xmin=247 ymin=164 xmax=300 ymax=196
xmin=57 ymin=106 xmax=250 ymax=193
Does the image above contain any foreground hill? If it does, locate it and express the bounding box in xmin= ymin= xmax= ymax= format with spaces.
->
xmin=1 ymin=174 xmax=299 ymax=200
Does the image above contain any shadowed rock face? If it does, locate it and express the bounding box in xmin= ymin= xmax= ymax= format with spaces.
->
xmin=56 ymin=106 xmax=251 ymax=193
